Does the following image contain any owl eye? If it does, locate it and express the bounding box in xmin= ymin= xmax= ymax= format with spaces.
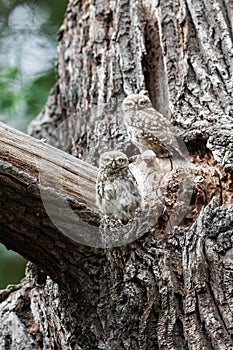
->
xmin=139 ymin=99 xmax=147 ymax=107
xmin=125 ymin=101 xmax=134 ymax=108
xmin=117 ymin=158 xmax=124 ymax=163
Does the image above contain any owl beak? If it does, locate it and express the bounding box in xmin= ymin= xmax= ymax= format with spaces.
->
xmin=111 ymin=161 xmax=116 ymax=169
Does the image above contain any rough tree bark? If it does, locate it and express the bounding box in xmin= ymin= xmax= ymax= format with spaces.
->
xmin=0 ymin=0 xmax=233 ymax=349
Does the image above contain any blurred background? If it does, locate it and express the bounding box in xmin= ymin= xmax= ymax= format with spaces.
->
xmin=0 ymin=0 xmax=68 ymax=289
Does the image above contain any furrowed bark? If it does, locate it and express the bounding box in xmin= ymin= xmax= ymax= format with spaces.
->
xmin=0 ymin=0 xmax=232 ymax=349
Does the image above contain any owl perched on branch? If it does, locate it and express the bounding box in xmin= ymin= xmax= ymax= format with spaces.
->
xmin=96 ymin=151 xmax=141 ymax=224
xmin=122 ymin=92 xmax=185 ymax=161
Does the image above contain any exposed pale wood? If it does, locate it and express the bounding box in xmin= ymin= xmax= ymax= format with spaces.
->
xmin=0 ymin=121 xmax=104 ymax=286
xmin=0 ymin=121 xmax=97 ymax=209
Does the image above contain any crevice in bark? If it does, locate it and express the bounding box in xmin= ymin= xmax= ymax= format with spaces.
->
xmin=0 ymin=0 xmax=232 ymax=348
xmin=14 ymin=291 xmax=43 ymax=349
xmin=194 ymin=288 xmax=213 ymax=349
xmin=222 ymin=0 xmax=233 ymax=39
xmin=141 ymin=16 xmax=169 ymax=116
xmin=206 ymin=277 xmax=229 ymax=336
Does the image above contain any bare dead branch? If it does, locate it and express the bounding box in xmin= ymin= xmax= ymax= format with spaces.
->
xmin=0 ymin=121 xmax=103 ymax=287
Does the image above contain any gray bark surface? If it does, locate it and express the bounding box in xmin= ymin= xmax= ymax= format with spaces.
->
xmin=0 ymin=0 xmax=233 ymax=349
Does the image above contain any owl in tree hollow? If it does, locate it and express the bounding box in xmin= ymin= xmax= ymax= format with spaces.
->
xmin=122 ymin=92 xmax=184 ymax=160
xmin=96 ymin=151 xmax=141 ymax=224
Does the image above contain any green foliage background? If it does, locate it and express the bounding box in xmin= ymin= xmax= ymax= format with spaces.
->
xmin=0 ymin=0 xmax=68 ymax=289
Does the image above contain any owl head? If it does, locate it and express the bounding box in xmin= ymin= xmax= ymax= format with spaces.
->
xmin=122 ymin=92 xmax=153 ymax=112
xmin=99 ymin=151 xmax=129 ymax=170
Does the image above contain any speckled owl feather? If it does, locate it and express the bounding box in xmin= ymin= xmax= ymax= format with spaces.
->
xmin=122 ymin=93 xmax=185 ymax=159
xmin=96 ymin=151 xmax=141 ymax=224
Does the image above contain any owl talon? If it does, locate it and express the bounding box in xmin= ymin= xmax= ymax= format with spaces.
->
xmin=135 ymin=207 xmax=142 ymax=217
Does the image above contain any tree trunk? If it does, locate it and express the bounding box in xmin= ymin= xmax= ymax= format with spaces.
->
xmin=0 ymin=0 xmax=233 ymax=349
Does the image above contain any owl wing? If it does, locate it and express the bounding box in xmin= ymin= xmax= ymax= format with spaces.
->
xmin=130 ymin=108 xmax=185 ymax=159
xmin=127 ymin=171 xmax=141 ymax=204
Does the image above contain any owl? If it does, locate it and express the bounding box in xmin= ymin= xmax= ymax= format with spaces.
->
xmin=122 ymin=92 xmax=184 ymax=161
xmin=96 ymin=151 xmax=141 ymax=224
